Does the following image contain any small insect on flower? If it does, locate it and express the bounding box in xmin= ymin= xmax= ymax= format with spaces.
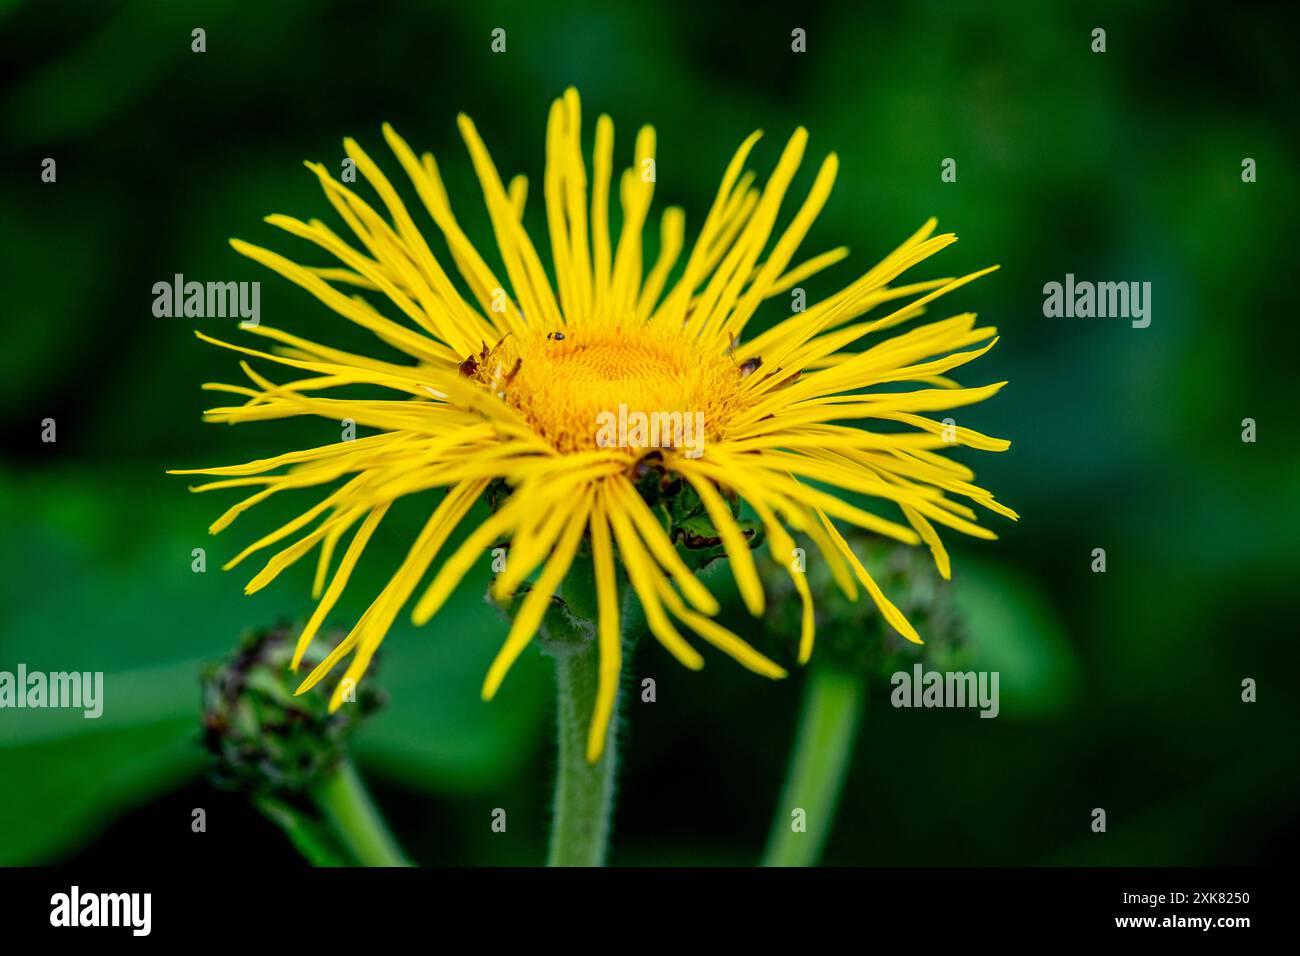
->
xmin=172 ymin=88 xmax=1016 ymax=762
xmin=460 ymin=333 xmax=516 ymax=393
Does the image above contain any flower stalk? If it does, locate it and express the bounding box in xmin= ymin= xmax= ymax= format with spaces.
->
xmin=548 ymin=636 xmax=620 ymax=867
xmin=762 ymin=666 xmax=863 ymax=867
xmin=310 ymin=757 xmax=411 ymax=867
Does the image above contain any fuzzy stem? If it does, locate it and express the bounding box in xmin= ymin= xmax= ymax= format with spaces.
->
xmin=762 ymin=666 xmax=863 ymax=867
xmin=310 ymin=758 xmax=411 ymax=867
xmin=547 ymin=636 xmax=620 ymax=867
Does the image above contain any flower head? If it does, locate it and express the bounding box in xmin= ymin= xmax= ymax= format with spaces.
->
xmin=201 ymin=624 xmax=383 ymax=794
xmin=174 ymin=88 xmax=1015 ymax=761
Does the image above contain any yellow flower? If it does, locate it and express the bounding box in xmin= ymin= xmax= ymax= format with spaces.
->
xmin=173 ymin=88 xmax=1015 ymax=762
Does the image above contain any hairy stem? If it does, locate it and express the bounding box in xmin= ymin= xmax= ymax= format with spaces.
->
xmin=547 ymin=636 xmax=620 ymax=866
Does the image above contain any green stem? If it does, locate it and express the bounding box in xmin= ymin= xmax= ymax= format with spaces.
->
xmin=548 ymin=637 xmax=620 ymax=867
xmin=254 ymin=795 xmax=352 ymax=867
xmin=762 ymin=666 xmax=864 ymax=867
xmin=310 ymin=758 xmax=411 ymax=867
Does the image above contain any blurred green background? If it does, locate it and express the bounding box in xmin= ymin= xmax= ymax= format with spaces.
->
xmin=2 ymin=0 xmax=1297 ymax=866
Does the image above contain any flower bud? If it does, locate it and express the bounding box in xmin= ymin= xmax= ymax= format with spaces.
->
xmin=200 ymin=624 xmax=384 ymax=794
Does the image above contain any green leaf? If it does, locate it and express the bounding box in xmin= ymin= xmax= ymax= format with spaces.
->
xmin=0 ymin=719 xmax=199 ymax=865
xmin=0 ymin=468 xmax=548 ymax=861
xmin=950 ymin=560 xmax=1081 ymax=717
